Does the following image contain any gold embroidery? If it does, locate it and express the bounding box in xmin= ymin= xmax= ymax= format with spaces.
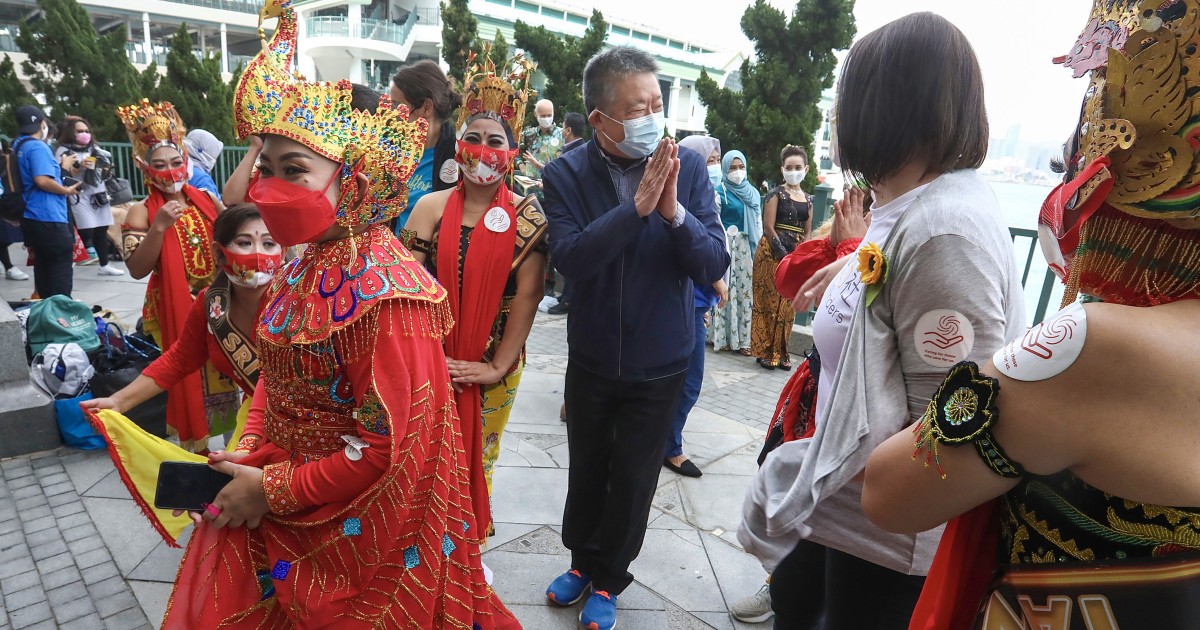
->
xmin=1107 ymin=507 xmax=1200 ymax=549
xmin=1018 ymin=503 xmax=1096 ymax=561
xmin=121 ymin=229 xmax=146 ymax=260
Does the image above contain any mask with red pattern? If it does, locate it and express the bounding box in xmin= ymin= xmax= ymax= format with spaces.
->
xmin=218 ymin=244 xmax=283 ymax=288
xmin=456 ymin=141 xmax=517 ymax=186
xmin=140 ymin=159 xmax=190 ymax=194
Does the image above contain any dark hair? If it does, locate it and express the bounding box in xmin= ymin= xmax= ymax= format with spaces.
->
xmin=56 ymin=116 xmax=93 ymax=147
xmin=350 ymin=83 xmax=380 ymax=114
xmin=835 ymin=12 xmax=988 ymax=185
xmin=583 ymin=46 xmax=659 ymax=113
xmin=212 ymin=203 xmax=263 ymax=247
xmin=780 ymin=144 xmax=808 ymax=166
xmin=564 ymin=112 xmax=587 ymax=138
xmin=391 ymin=60 xmax=462 ymax=122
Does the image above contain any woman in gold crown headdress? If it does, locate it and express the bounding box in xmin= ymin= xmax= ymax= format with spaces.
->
xmin=862 ymin=2 xmax=1200 ymax=627
xmin=158 ymin=1 xmax=521 ymax=627
xmin=401 ymin=49 xmax=547 ymax=538
xmin=117 ymin=100 xmax=231 ymax=453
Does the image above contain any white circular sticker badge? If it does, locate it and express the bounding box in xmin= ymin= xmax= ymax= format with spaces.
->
xmin=913 ymin=309 xmax=975 ymax=368
xmin=993 ymin=301 xmax=1087 ymax=382
xmin=439 ymin=159 xmax=459 ymax=184
xmin=484 ymin=207 xmax=512 ymax=233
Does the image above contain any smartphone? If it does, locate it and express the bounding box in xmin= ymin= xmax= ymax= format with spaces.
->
xmin=154 ymin=461 xmax=232 ymax=512
xmin=62 ymin=176 xmax=81 ymax=188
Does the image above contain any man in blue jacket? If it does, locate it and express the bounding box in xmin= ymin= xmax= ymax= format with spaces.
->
xmin=541 ymin=46 xmax=729 ymax=630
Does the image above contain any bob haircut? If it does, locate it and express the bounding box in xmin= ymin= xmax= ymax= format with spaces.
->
xmin=835 ymin=12 xmax=988 ymax=185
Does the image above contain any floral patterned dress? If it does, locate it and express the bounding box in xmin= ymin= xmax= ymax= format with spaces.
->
xmin=709 ymin=186 xmax=755 ymax=352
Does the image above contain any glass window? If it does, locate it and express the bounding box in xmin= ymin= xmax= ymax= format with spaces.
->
xmin=566 ymin=12 xmax=588 ymax=25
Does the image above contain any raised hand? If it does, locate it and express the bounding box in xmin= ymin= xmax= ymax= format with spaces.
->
xmin=634 ymin=138 xmax=673 ymax=218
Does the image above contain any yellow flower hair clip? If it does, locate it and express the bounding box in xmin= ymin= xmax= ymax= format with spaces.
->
xmin=857 ymin=242 xmax=888 ymax=306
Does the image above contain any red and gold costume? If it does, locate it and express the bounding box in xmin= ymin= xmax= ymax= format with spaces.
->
xmin=913 ymin=2 xmax=1200 ymax=627
xmin=403 ymin=50 xmax=547 ymax=535
xmin=117 ymin=100 xmax=227 ymax=450
xmin=162 ymin=1 xmax=519 ymax=627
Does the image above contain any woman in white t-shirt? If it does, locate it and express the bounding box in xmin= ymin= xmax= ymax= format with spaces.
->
xmin=739 ymin=12 xmax=1024 ymax=628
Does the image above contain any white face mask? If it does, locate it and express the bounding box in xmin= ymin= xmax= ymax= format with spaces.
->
xmin=727 ymin=170 xmax=747 ymax=185
xmin=226 ymin=271 xmax=274 ymax=289
xmin=537 ymin=116 xmax=554 ymax=129
xmin=783 ymin=169 xmax=807 ymax=186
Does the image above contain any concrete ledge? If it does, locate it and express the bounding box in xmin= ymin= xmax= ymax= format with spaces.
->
xmin=0 ymin=300 xmax=58 ymax=457
xmin=788 ymin=324 xmax=814 ymax=356
xmin=0 ymin=379 xmax=57 ymax=458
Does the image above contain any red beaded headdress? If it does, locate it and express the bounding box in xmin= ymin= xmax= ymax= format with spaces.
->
xmin=455 ymin=44 xmax=537 ymax=142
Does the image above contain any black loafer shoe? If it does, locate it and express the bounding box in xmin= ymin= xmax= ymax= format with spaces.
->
xmin=664 ymin=458 xmax=703 ymax=478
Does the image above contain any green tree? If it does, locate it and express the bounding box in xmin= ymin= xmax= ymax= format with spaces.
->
xmin=0 ymin=55 xmax=33 ymax=136
xmin=487 ymin=31 xmax=509 ymax=68
xmin=440 ymin=0 xmax=477 ymax=84
xmin=155 ymin=24 xmax=236 ymax=142
xmin=16 ymin=0 xmax=147 ymax=141
xmin=514 ymin=10 xmax=608 ymax=123
xmin=696 ymin=0 xmax=855 ymax=188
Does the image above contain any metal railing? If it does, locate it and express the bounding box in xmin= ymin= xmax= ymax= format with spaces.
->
xmin=163 ymin=0 xmax=260 ymax=13
xmin=97 ymin=142 xmax=250 ymax=200
xmin=415 ymin=7 xmax=441 ymax=25
xmin=305 ymin=14 xmax=417 ymax=47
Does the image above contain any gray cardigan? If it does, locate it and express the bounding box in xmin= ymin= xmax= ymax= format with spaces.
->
xmin=739 ymin=170 xmax=1026 ymax=574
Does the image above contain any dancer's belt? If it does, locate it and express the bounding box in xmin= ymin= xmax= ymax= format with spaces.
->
xmin=974 ymin=555 xmax=1200 ymax=629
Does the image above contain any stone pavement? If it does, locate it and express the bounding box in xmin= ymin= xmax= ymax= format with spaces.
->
xmin=0 ymin=254 xmax=799 ymax=629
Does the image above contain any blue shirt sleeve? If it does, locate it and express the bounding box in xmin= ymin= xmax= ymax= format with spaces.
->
xmin=26 ymin=142 xmax=59 ymax=180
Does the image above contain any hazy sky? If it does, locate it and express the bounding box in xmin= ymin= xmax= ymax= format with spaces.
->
xmin=596 ymin=0 xmax=1092 ymax=145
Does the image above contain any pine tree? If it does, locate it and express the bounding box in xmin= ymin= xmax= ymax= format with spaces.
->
xmin=514 ymin=10 xmax=607 ymax=125
xmin=488 ymin=31 xmax=509 ymax=67
xmin=16 ymin=0 xmax=146 ymax=141
xmin=155 ymin=24 xmax=236 ymax=142
xmin=0 ymin=55 xmax=33 ymax=135
xmin=440 ymin=0 xmax=477 ymax=84
xmin=696 ymin=0 xmax=855 ymax=188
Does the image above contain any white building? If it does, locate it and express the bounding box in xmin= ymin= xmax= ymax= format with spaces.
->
xmin=0 ymin=0 xmax=745 ymax=135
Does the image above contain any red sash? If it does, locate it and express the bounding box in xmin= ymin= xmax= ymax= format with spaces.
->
xmin=436 ymin=184 xmax=518 ymax=532
xmin=909 ymin=501 xmax=1000 ymax=630
xmin=145 ymin=185 xmax=218 ymax=447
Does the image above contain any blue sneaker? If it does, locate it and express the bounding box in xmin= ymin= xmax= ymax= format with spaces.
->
xmin=579 ymin=590 xmax=617 ymax=630
xmin=546 ymin=569 xmax=591 ymax=606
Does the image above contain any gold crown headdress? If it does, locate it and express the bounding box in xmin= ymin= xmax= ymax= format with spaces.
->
xmin=233 ymin=0 xmax=428 ymax=228
xmin=116 ymin=100 xmax=188 ymax=161
xmin=456 ymin=46 xmax=537 ymax=142
xmin=1047 ymin=0 xmax=1200 ymax=306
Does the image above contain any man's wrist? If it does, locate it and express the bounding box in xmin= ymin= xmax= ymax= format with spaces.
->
xmin=660 ymin=202 xmax=687 ymax=228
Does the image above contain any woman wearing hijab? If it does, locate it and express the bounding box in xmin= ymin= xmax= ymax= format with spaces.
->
xmin=185 ymin=129 xmax=224 ymax=198
xmin=661 ymin=134 xmax=729 ymax=478
xmin=709 ymin=150 xmax=761 ymax=356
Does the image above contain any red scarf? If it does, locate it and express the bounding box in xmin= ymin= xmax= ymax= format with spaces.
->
xmin=145 ymin=184 xmax=219 ymax=447
xmin=436 ymin=184 xmax=518 ymax=532
xmin=908 ymin=501 xmax=999 ymax=630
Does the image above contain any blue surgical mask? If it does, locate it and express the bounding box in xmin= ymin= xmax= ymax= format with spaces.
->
xmin=707 ymin=164 xmax=721 ymax=186
xmin=600 ymin=110 xmax=665 ymax=159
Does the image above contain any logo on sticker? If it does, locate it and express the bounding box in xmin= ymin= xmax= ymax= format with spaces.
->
xmin=914 ymin=310 xmax=974 ymax=367
xmin=439 ymin=159 xmax=459 ymax=184
xmin=994 ymin=302 xmax=1087 ymax=382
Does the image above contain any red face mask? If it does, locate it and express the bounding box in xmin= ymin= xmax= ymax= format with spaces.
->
xmin=217 ymin=244 xmax=283 ymax=288
xmin=142 ymin=162 xmax=190 ymax=193
xmin=456 ymin=141 xmax=517 ymax=186
xmin=246 ymin=169 xmax=342 ymax=247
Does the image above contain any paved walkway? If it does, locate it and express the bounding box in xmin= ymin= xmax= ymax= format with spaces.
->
xmin=0 ymin=255 xmax=796 ymax=629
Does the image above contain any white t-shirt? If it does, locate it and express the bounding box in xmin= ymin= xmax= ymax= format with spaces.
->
xmin=812 ymin=182 xmax=931 ymax=422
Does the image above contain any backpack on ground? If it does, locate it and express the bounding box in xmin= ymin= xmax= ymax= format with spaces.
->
xmin=27 ymin=295 xmax=101 ymax=356
xmin=0 ymin=137 xmax=32 ymax=223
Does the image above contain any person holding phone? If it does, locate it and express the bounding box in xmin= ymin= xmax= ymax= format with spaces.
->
xmin=55 ymin=115 xmax=124 ymax=276
xmin=117 ymin=100 xmax=228 ymax=453
xmin=157 ymin=3 xmax=519 ymax=626
xmin=13 ymin=105 xmax=80 ymax=298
